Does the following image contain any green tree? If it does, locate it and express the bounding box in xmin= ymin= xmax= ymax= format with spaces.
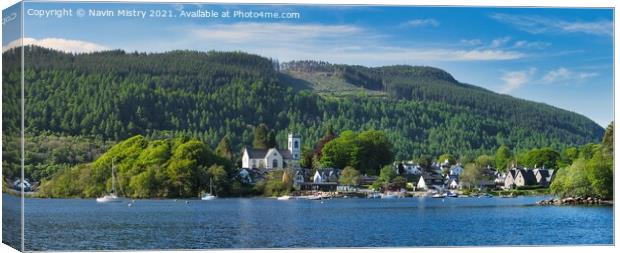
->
xmin=522 ymin=147 xmax=560 ymax=169
xmin=417 ymin=155 xmax=432 ymax=170
xmin=391 ymin=176 xmax=407 ymax=189
xmin=207 ymin=164 xmax=229 ymax=196
xmin=215 ymin=135 xmax=234 ymax=161
xmin=475 ymin=155 xmax=495 ymax=168
xmin=495 ymin=145 xmax=512 ymax=171
xmin=438 ymin=154 xmax=456 ymax=165
xmin=602 ymin=121 xmax=613 ymax=153
xmin=252 ymin=124 xmax=270 ymax=149
xmin=339 ymin=166 xmax=361 ymax=186
xmin=266 ymin=130 xmax=278 ymax=149
xmin=460 ymin=163 xmax=483 ymax=189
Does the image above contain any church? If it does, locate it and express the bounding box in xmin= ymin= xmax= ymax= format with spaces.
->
xmin=241 ymin=133 xmax=301 ymax=170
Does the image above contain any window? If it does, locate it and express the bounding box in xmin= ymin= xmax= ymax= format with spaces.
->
xmin=272 ymin=159 xmax=278 ymax=168
xmin=294 ymin=140 xmax=299 ymax=149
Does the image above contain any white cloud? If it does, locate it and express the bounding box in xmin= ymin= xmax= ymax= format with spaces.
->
xmin=541 ymin=67 xmax=598 ymax=84
xmin=189 ymin=23 xmax=362 ymax=43
xmin=3 ymin=37 xmax=109 ymax=53
xmin=174 ymin=23 xmax=523 ymax=65
xmin=490 ymin=13 xmax=612 ymax=36
xmin=401 ymin=19 xmax=440 ymax=28
xmin=512 ymin=40 xmax=551 ymax=49
xmin=460 ymin=39 xmax=482 ymax=46
xmin=500 ymin=68 xmax=537 ymax=93
xmin=490 ymin=37 xmax=511 ymax=48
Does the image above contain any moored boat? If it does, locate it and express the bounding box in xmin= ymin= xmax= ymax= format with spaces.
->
xmin=96 ymin=163 xmax=126 ymax=203
xmin=277 ymin=195 xmax=291 ymax=200
xmin=201 ymin=178 xmax=217 ymax=200
xmin=431 ymin=193 xmax=446 ymax=198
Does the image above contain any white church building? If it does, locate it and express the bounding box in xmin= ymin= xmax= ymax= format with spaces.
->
xmin=241 ymin=133 xmax=301 ymax=170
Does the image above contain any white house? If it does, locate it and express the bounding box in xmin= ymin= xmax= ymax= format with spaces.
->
xmin=449 ymin=164 xmax=464 ymax=176
xmin=241 ymin=133 xmax=301 ymax=170
xmin=313 ymin=169 xmax=339 ymax=183
xmin=448 ymin=179 xmax=459 ymax=189
xmin=417 ymin=173 xmax=445 ymax=191
xmin=403 ymin=162 xmax=422 ymax=175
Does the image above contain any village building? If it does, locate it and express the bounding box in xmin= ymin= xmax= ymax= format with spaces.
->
xmin=298 ymin=168 xmax=340 ymax=192
xmin=504 ymin=168 xmax=537 ymax=189
xmin=532 ymin=168 xmax=555 ymax=187
xmin=447 ymin=178 xmax=460 ymax=189
xmin=449 ymin=164 xmax=464 ymax=177
xmin=241 ymin=133 xmax=301 ymax=170
xmin=394 ymin=161 xmax=422 ymax=175
xmin=416 ymin=173 xmax=445 ymax=191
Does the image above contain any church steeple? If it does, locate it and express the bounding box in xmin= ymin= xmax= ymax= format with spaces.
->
xmin=288 ymin=133 xmax=301 ymax=160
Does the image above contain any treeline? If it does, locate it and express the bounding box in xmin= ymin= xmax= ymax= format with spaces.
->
xmin=550 ymin=122 xmax=613 ymax=200
xmin=38 ymin=135 xmax=235 ymax=198
xmin=2 ymin=47 xmax=604 ymax=179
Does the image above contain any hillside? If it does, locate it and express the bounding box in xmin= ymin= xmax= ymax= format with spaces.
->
xmin=2 ymin=47 xmax=604 ymax=169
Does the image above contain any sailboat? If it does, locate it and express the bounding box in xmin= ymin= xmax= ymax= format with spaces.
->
xmin=96 ymin=164 xmax=126 ymax=203
xmin=201 ymin=178 xmax=216 ymax=200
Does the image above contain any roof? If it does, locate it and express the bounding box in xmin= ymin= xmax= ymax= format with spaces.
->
xmin=517 ymin=169 xmax=537 ymax=185
xmin=245 ymin=147 xmax=293 ymax=159
xmin=245 ymin=147 xmax=268 ymax=159
xmin=421 ymin=173 xmax=444 ymax=184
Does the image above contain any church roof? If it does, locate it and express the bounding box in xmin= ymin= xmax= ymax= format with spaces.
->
xmin=245 ymin=147 xmax=293 ymax=159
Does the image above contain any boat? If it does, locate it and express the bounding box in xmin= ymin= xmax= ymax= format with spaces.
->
xmin=380 ymin=192 xmax=400 ymax=199
xmin=367 ymin=192 xmax=381 ymax=199
xmin=447 ymin=191 xmax=459 ymax=198
xmin=201 ymin=178 xmax=217 ymax=200
xmin=277 ymin=195 xmax=291 ymax=200
xmin=307 ymin=195 xmax=322 ymax=200
xmin=431 ymin=193 xmax=446 ymax=198
xmin=96 ymin=164 xmax=126 ymax=203
xmin=478 ymin=193 xmax=493 ymax=198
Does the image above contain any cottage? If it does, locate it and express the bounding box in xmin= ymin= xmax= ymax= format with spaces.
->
xmin=503 ymin=170 xmax=517 ymax=189
xmin=504 ymin=168 xmax=537 ymax=189
xmin=293 ymin=169 xmax=305 ymax=189
xmin=533 ymin=168 xmax=555 ymax=187
xmin=395 ymin=161 xmax=422 ymax=175
xmin=447 ymin=178 xmax=460 ymax=189
xmin=449 ymin=164 xmax=464 ymax=177
xmin=313 ymin=168 xmax=339 ymax=183
xmin=416 ymin=173 xmax=445 ymax=191
xmin=241 ymin=133 xmax=301 ymax=170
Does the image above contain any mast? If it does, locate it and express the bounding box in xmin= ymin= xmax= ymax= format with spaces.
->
xmin=111 ymin=164 xmax=116 ymax=194
xmin=209 ymin=178 xmax=214 ymax=195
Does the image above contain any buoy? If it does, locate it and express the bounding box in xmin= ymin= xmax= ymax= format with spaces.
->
xmin=186 ymin=201 xmax=190 ymax=204
xmin=128 ymin=203 xmax=133 ymax=207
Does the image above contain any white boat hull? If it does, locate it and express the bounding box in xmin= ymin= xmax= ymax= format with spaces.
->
xmin=201 ymin=195 xmax=216 ymax=200
xmin=96 ymin=195 xmax=125 ymax=203
xmin=277 ymin=196 xmax=291 ymax=200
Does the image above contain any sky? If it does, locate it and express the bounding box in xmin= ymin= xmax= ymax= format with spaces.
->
xmin=3 ymin=2 xmax=614 ymax=126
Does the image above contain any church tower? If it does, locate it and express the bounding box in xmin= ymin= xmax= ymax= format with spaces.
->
xmin=288 ymin=133 xmax=301 ymax=160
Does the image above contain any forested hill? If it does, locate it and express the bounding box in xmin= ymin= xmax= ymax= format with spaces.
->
xmin=3 ymin=46 xmax=604 ymax=161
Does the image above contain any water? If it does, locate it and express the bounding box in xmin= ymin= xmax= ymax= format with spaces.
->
xmin=3 ymin=194 xmax=613 ymax=250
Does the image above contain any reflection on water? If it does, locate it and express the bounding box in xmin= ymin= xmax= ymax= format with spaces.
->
xmin=13 ymin=194 xmax=613 ymax=251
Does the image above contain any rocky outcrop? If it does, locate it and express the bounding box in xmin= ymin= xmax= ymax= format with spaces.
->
xmin=537 ymin=197 xmax=613 ymax=206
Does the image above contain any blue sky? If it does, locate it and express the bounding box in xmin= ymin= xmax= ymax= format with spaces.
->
xmin=5 ymin=2 xmax=614 ymax=126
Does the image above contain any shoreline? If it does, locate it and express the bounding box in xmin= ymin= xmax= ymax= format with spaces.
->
xmin=537 ymin=197 xmax=613 ymax=206
xmin=3 ymin=191 xmax=559 ymax=201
